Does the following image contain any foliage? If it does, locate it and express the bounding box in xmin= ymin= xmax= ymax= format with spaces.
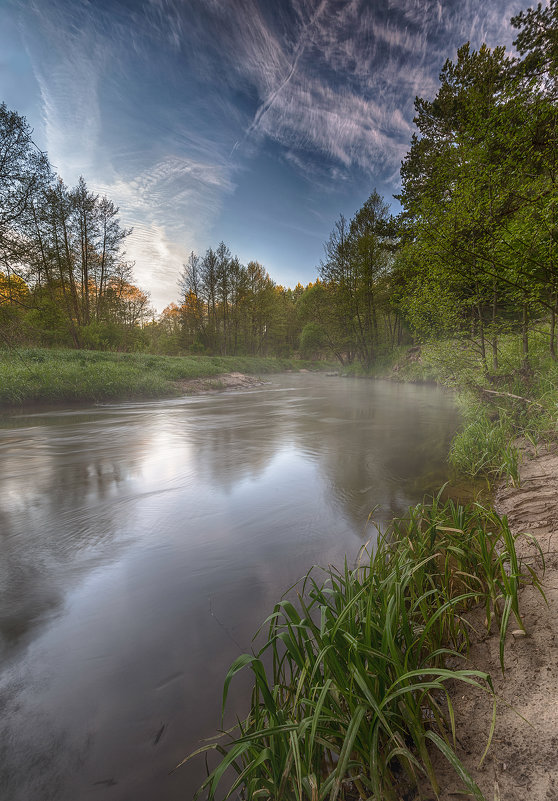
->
xmin=182 ymin=496 xmax=543 ymax=801
xmin=299 ymin=322 xmax=327 ymax=358
xmin=0 ymin=348 xmax=334 ymax=406
xmin=0 ymin=101 xmax=51 ymax=264
xmin=449 ymin=410 xmax=520 ymax=485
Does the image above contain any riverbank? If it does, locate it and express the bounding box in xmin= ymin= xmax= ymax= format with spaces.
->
xmin=186 ymin=343 xmax=558 ymax=800
xmin=421 ymin=441 xmax=558 ymax=801
xmin=0 ymin=348 xmax=332 ymax=407
xmin=173 ymin=371 xmax=269 ymax=394
xmin=382 ymin=343 xmax=558 ymax=798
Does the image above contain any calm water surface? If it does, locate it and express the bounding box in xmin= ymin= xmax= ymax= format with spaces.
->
xmin=0 ymin=374 xmax=460 ymax=800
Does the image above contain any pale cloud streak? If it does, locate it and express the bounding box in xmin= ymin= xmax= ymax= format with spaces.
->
xmin=22 ymin=0 xmax=109 ymax=181
xmin=96 ymin=155 xmax=236 ymax=311
xmin=229 ymin=0 xmax=519 ymax=177
xmin=5 ymin=0 xmax=523 ymax=310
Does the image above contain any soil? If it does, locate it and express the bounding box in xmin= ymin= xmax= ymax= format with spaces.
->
xmin=425 ymin=441 xmax=558 ymax=801
xmin=172 ymin=371 xmax=269 ymax=395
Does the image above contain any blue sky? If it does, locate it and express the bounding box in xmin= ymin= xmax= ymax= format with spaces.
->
xmin=1 ymin=0 xmax=520 ymax=312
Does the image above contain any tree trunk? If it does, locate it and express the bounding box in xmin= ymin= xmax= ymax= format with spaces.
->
xmin=522 ymin=304 xmax=529 ymax=367
xmin=550 ymin=297 xmax=557 ymax=361
xmin=476 ymin=299 xmax=487 ymax=371
xmin=53 ymin=223 xmax=80 ymax=348
xmin=491 ymin=280 xmax=498 ymax=371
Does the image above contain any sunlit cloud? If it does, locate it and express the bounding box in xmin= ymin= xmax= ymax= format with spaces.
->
xmin=95 ymin=156 xmax=236 ymax=310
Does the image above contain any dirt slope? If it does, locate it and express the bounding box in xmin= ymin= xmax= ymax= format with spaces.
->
xmin=427 ymin=443 xmax=558 ymax=801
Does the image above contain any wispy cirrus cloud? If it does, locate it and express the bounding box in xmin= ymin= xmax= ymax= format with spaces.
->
xmin=21 ymin=0 xmax=107 ymax=179
xmin=96 ymin=155 xmax=236 ymax=310
xmin=237 ymin=0 xmax=519 ymax=176
xmin=4 ymin=0 xmax=523 ymax=309
xmin=157 ymin=0 xmax=519 ymax=183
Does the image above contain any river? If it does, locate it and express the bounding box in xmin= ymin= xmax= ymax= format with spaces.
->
xmin=0 ymin=373 xmax=460 ymax=800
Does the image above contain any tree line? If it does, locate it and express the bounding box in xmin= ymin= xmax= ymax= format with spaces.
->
xmin=1 ymin=0 xmax=556 ymax=364
xmin=0 ymin=104 xmax=150 ymax=350
xmin=149 ymin=191 xmax=402 ymax=361
xmin=154 ymin=246 xmax=304 ymax=357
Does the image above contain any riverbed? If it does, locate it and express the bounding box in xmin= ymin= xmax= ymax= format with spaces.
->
xmin=0 ymin=373 xmax=460 ymax=800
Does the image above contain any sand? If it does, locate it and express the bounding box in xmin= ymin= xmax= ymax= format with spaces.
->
xmin=173 ymin=372 xmax=268 ymax=394
xmin=423 ymin=441 xmax=558 ymax=801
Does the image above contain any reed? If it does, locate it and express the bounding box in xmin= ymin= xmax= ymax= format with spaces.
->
xmin=180 ymin=494 xmax=543 ymax=801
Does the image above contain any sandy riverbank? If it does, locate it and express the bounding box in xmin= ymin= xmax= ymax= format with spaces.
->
xmin=172 ymin=372 xmax=269 ymax=394
xmin=425 ymin=442 xmax=558 ymax=800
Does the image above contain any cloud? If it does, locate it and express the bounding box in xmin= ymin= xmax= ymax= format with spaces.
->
xmin=95 ymin=155 xmax=236 ymax=311
xmin=200 ymin=0 xmax=519 ymax=179
xmin=9 ymin=0 xmax=522 ymax=309
xmin=121 ymin=222 xmax=186 ymax=313
xmin=21 ymin=0 xmax=109 ymax=181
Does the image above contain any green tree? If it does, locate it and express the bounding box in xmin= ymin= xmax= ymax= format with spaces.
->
xmin=318 ymin=191 xmax=396 ymax=366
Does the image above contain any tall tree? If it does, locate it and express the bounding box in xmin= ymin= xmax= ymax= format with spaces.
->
xmin=0 ymin=102 xmax=51 ymax=268
xmin=319 ymin=191 xmax=395 ymax=366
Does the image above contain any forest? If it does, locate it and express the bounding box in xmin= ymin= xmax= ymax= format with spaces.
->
xmin=0 ymin=1 xmax=557 ymax=370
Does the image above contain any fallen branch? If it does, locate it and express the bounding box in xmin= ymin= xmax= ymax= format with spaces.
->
xmin=479 ymin=387 xmax=545 ymax=409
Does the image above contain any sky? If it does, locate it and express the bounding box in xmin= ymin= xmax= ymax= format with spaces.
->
xmin=0 ymin=0 xmax=522 ymax=313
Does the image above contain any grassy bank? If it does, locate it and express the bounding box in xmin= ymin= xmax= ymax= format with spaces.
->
xmin=181 ymin=495 xmax=543 ymax=801
xmin=0 ymin=348 xmax=333 ymax=407
xmin=346 ymin=330 xmax=558 ymax=486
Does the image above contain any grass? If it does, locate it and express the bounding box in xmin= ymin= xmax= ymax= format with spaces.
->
xmin=180 ymin=494 xmax=544 ymax=801
xmin=366 ymin=326 xmax=558 ymax=485
xmin=0 ymin=347 xmax=334 ymax=406
xmin=448 ymin=409 xmax=520 ymax=486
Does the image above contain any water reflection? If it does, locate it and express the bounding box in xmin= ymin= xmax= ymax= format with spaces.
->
xmin=0 ymin=374 xmax=460 ymax=801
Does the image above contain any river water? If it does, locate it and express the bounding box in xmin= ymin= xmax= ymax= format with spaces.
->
xmin=0 ymin=373 xmax=460 ymax=801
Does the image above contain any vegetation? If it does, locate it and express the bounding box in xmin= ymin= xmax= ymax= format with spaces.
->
xmin=383 ymin=327 xmax=558 ymax=485
xmin=0 ymin=348 xmax=329 ymax=406
xmin=1 ymin=1 xmax=557 ymax=797
xmin=2 ymin=0 xmax=557 ymax=366
xmin=180 ymin=495 xmax=544 ymax=801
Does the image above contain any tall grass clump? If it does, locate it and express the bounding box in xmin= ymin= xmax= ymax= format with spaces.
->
xmin=181 ymin=495 xmax=543 ymax=801
xmin=448 ymin=410 xmax=520 ymax=486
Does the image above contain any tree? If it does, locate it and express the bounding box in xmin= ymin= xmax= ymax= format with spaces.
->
xmin=216 ymin=241 xmax=231 ymax=353
xmin=318 ymin=191 xmax=396 ymax=366
xmin=0 ymin=102 xmax=51 ymax=267
xmin=511 ymin=0 xmax=558 ymax=96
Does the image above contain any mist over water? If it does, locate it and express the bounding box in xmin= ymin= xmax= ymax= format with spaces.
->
xmin=0 ymin=373 xmax=460 ymax=800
